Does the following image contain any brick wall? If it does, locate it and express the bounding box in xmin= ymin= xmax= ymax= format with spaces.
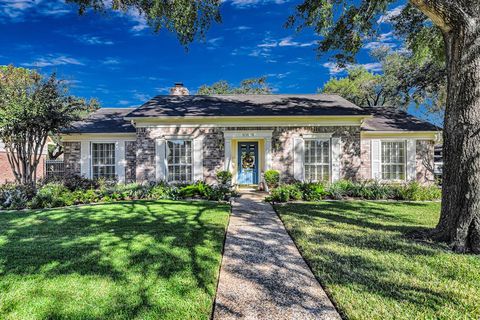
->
xmin=416 ymin=140 xmax=435 ymax=184
xmin=63 ymin=142 xmax=81 ymax=175
xmin=0 ymin=152 xmax=46 ymax=184
xmin=359 ymin=138 xmax=371 ymax=180
xmin=271 ymin=126 xmax=362 ymax=183
xmin=125 ymin=141 xmax=137 ymax=183
xmin=134 ymin=125 xmax=362 ymax=184
xmin=135 ymin=127 xmax=224 ymax=183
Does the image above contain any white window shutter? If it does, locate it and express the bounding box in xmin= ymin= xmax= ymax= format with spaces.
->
xmin=406 ymin=139 xmax=416 ymax=181
xmin=80 ymin=141 xmax=90 ymax=178
xmin=293 ymin=137 xmax=305 ymax=181
xmin=193 ymin=137 xmax=204 ymax=181
xmin=115 ymin=141 xmax=126 ymax=183
xmin=155 ymin=139 xmax=166 ymax=181
xmin=331 ymin=138 xmax=341 ymax=182
xmin=371 ymin=139 xmax=381 ymax=180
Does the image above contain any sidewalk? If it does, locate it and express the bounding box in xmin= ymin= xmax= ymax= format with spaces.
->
xmin=213 ymin=190 xmax=341 ymax=320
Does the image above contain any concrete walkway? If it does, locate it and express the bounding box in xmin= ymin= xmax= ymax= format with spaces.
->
xmin=213 ymin=191 xmax=341 ymax=320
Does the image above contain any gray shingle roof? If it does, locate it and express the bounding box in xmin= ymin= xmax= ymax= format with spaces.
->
xmin=63 ymin=108 xmax=136 ymax=134
xmin=362 ymin=107 xmax=440 ymax=131
xmin=125 ymin=94 xmax=370 ymax=118
xmin=61 ymin=98 xmax=440 ymax=134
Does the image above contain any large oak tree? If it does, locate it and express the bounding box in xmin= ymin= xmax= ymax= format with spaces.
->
xmin=68 ymin=0 xmax=480 ymax=253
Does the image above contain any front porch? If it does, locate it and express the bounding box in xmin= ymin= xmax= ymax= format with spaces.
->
xmin=223 ymin=130 xmax=273 ymax=186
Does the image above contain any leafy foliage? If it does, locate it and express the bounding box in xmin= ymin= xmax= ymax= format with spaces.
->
xmin=0 ymin=172 xmax=236 ymax=210
xmin=266 ymin=180 xmax=441 ymax=203
xmin=197 ymin=77 xmax=272 ymax=94
xmin=321 ymin=50 xmax=446 ymax=119
xmin=216 ymin=170 xmax=233 ymax=185
xmin=0 ymin=65 xmax=97 ymax=186
xmin=66 ymin=0 xmax=222 ymax=46
xmin=264 ymin=170 xmax=280 ymax=188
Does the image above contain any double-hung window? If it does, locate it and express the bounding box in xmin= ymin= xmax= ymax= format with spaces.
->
xmin=304 ymin=139 xmax=330 ymax=182
xmin=92 ymin=143 xmax=116 ymax=179
xmin=166 ymin=140 xmax=193 ymax=183
xmin=381 ymin=141 xmax=406 ymax=180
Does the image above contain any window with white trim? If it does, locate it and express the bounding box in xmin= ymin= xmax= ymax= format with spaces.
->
xmin=92 ymin=143 xmax=116 ymax=179
xmin=166 ymin=140 xmax=193 ymax=182
xmin=304 ymin=140 xmax=330 ymax=182
xmin=381 ymin=141 xmax=406 ymax=180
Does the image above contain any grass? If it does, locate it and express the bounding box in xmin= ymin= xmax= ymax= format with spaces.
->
xmin=0 ymin=200 xmax=230 ymax=320
xmin=275 ymin=201 xmax=480 ymax=320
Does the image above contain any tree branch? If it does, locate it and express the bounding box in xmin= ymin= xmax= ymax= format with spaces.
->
xmin=409 ymin=0 xmax=471 ymax=32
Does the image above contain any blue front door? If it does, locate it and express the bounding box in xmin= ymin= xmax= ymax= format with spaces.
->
xmin=237 ymin=142 xmax=259 ymax=185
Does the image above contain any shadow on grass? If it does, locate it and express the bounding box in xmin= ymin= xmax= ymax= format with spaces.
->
xmin=0 ymin=200 xmax=229 ymax=319
xmin=275 ymin=201 xmax=476 ymax=318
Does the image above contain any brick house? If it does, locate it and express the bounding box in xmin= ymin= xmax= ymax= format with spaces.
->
xmin=60 ymin=84 xmax=440 ymax=186
xmin=0 ymin=140 xmax=47 ymax=184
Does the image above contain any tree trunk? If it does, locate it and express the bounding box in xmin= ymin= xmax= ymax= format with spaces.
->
xmin=434 ymin=20 xmax=480 ymax=253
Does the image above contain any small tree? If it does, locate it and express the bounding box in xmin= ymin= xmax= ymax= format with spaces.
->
xmin=197 ymin=77 xmax=272 ymax=94
xmin=0 ymin=65 xmax=96 ymax=187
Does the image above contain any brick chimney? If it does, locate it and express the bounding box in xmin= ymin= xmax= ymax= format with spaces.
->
xmin=169 ymin=82 xmax=189 ymax=96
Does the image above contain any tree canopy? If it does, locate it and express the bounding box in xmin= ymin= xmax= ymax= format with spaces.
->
xmin=67 ymin=0 xmax=221 ymax=45
xmin=197 ymin=77 xmax=272 ymax=95
xmin=320 ymin=49 xmax=446 ymax=122
xmin=0 ymin=65 xmax=97 ymax=186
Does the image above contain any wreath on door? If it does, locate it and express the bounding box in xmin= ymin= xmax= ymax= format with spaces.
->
xmin=242 ymin=153 xmax=255 ymax=169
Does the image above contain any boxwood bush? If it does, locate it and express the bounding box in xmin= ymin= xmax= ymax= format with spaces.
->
xmin=267 ymin=180 xmax=442 ymax=203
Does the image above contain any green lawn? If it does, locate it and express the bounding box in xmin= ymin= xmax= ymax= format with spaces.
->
xmin=275 ymin=201 xmax=480 ymax=320
xmin=0 ymin=200 xmax=230 ymax=320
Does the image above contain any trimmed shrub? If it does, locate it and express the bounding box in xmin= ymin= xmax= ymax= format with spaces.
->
xmin=266 ymin=185 xmax=290 ymax=203
xmin=266 ymin=184 xmax=302 ymax=203
xmin=296 ymin=182 xmax=327 ymax=201
xmin=266 ymin=179 xmax=441 ymax=203
xmin=217 ymin=171 xmax=233 ymax=185
xmin=30 ymin=183 xmax=74 ymax=209
xmin=264 ymin=170 xmax=280 ymax=189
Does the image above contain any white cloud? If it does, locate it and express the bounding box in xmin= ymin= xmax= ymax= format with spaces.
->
xmin=228 ymin=0 xmax=289 ymax=8
xmin=206 ymin=37 xmax=223 ymax=50
xmin=265 ymin=71 xmax=291 ymax=79
xmin=118 ymin=100 xmax=131 ymax=106
xmin=125 ymin=9 xmax=149 ymax=34
xmin=258 ymin=42 xmax=277 ymax=48
xmin=78 ymin=35 xmax=114 ymax=46
xmin=258 ymin=36 xmax=316 ymax=48
xmin=0 ymin=0 xmax=70 ymax=22
xmin=279 ymin=37 xmax=316 ymax=47
xmin=377 ymin=5 xmax=404 ymax=23
xmin=22 ymin=55 xmax=84 ymax=67
xmin=363 ymin=31 xmax=397 ymax=51
xmin=228 ymin=25 xmax=252 ymax=31
xmin=361 ymin=62 xmax=383 ymax=72
xmin=322 ymin=62 xmax=383 ymax=75
xmin=102 ymin=58 xmax=121 ymax=65
xmin=322 ymin=62 xmax=346 ymax=75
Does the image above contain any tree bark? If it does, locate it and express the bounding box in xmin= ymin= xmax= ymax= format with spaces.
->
xmin=434 ymin=19 xmax=480 ymax=253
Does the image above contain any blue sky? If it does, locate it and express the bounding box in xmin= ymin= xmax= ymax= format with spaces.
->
xmin=0 ymin=0 xmax=411 ymax=110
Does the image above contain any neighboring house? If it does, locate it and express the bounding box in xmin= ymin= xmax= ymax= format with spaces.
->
xmin=0 ymin=140 xmax=47 ymax=184
xmin=60 ymin=84 xmax=440 ymax=186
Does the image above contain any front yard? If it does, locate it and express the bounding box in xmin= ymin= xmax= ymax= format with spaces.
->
xmin=275 ymin=201 xmax=480 ymax=320
xmin=0 ymin=200 xmax=230 ymax=320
